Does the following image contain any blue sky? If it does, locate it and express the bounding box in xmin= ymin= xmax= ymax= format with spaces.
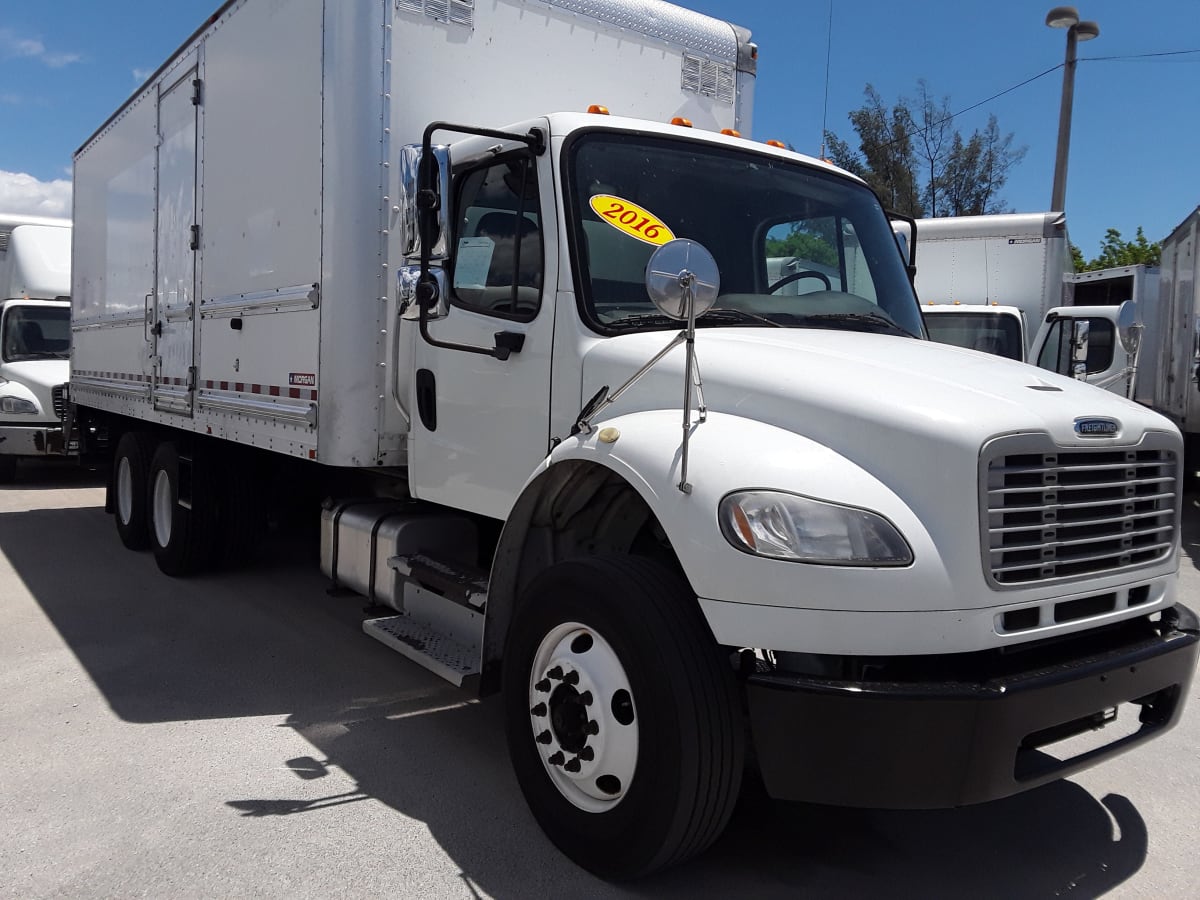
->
xmin=1 ymin=0 xmax=1197 ymax=255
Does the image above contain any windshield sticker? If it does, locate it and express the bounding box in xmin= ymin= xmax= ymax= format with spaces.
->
xmin=588 ymin=195 xmax=676 ymax=246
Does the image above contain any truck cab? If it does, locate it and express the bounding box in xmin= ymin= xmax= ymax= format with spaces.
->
xmin=0 ymin=217 xmax=73 ymax=481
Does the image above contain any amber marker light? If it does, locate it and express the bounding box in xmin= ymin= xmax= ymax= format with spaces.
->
xmin=720 ymin=128 xmax=741 ymax=137
xmin=765 ymin=139 xmax=786 ymax=148
xmin=670 ymin=117 xmax=693 ymax=127
xmin=587 ymin=104 xmax=610 ymax=115
xmin=731 ymin=502 xmax=757 ymax=551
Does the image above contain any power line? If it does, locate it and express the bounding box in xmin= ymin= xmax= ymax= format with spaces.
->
xmin=819 ymin=0 xmax=833 ymax=158
xmin=1083 ymin=48 xmax=1200 ymax=61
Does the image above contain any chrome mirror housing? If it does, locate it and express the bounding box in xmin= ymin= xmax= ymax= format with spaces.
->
xmin=400 ymin=143 xmax=451 ymax=262
xmin=398 ymin=266 xmax=448 ymax=320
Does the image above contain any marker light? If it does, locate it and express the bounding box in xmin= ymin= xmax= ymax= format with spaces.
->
xmin=670 ymin=117 xmax=693 ymax=127
xmin=720 ymin=128 xmax=741 ymax=138
xmin=765 ymin=140 xmax=786 ymax=148
xmin=587 ymin=104 xmax=610 ymax=115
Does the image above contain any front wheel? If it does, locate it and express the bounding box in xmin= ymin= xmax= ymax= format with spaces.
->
xmin=503 ymin=556 xmax=744 ymax=880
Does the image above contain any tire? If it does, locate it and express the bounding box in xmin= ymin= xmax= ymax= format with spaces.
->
xmin=0 ymin=455 xmax=16 ymax=484
xmin=503 ymin=555 xmax=744 ymax=880
xmin=147 ymin=441 xmax=219 ymax=576
xmin=113 ymin=432 xmax=153 ymax=550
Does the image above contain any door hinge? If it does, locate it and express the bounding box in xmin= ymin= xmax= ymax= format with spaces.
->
xmin=190 ymin=224 xmax=200 ymax=251
xmin=187 ymin=366 xmax=197 ymax=391
xmin=192 ymin=78 xmax=203 ymax=106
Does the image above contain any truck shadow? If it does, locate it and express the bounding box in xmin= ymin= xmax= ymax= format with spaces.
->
xmin=1 ymin=458 xmax=105 ymax=490
xmin=1181 ymin=491 xmax=1200 ymax=572
xmin=2 ymin=497 xmax=1146 ymax=898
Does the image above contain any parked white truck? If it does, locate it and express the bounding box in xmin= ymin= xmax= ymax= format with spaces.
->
xmin=70 ymin=0 xmax=1197 ymax=879
xmin=907 ymin=212 xmax=1072 ymax=360
xmin=0 ymin=214 xmax=73 ymax=482
xmin=1033 ymin=210 xmax=1200 ymax=475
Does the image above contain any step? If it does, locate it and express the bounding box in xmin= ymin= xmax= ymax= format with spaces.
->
xmin=389 ymin=552 xmax=489 ymax=611
xmin=363 ymin=613 xmax=481 ymax=688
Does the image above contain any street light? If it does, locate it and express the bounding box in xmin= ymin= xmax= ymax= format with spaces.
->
xmin=1047 ymin=6 xmax=1099 ymax=212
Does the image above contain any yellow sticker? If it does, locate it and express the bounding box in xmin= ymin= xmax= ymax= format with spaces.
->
xmin=588 ymin=194 xmax=676 ymax=246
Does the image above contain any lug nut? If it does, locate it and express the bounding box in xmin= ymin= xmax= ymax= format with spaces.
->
xmin=547 ymin=666 xmax=564 ymax=680
xmin=536 ymin=730 xmax=553 ymax=745
xmin=564 ymin=757 xmax=582 ymax=773
xmin=562 ymin=670 xmax=580 ymax=686
xmin=548 ymin=751 xmax=565 ymax=767
xmin=584 ymin=720 xmax=600 ymax=736
xmin=535 ymin=679 xmax=551 ymax=693
xmin=530 ymin=703 xmax=547 ymax=717
xmin=580 ymin=690 xmax=593 ymax=706
xmin=578 ymin=746 xmax=595 ymax=762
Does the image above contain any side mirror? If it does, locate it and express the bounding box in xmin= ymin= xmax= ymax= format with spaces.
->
xmin=1116 ymin=300 xmax=1142 ymax=354
xmin=398 ymin=266 xmax=448 ymax=320
xmin=400 ymin=143 xmax=451 ymax=262
xmin=1070 ymin=318 xmax=1090 ymax=378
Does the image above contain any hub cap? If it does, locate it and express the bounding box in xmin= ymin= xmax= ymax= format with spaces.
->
xmin=528 ymin=622 xmax=638 ymax=813
xmin=152 ymin=469 xmax=174 ymax=548
xmin=116 ymin=457 xmax=134 ymax=526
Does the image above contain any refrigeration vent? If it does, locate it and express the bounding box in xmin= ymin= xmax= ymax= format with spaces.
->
xmin=983 ymin=439 xmax=1177 ymax=586
xmin=681 ymin=53 xmax=735 ymax=104
xmin=52 ymin=384 xmax=67 ymax=420
xmin=396 ymin=0 xmax=474 ymax=28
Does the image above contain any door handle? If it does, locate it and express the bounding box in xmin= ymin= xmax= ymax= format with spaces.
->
xmin=493 ymin=331 xmax=525 ymax=361
xmin=144 ymin=292 xmax=154 ymax=342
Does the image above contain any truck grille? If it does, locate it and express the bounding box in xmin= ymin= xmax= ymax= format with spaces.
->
xmin=52 ymin=384 xmax=67 ymax=420
xmin=983 ymin=437 xmax=1177 ymax=586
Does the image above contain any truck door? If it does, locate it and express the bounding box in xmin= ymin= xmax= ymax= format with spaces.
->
xmin=1032 ymin=312 xmax=1125 ymax=394
xmin=151 ymin=68 xmax=199 ymax=415
xmin=408 ymin=148 xmax=557 ymax=521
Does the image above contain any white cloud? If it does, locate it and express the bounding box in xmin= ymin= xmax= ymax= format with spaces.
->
xmin=0 ymin=170 xmax=72 ymax=217
xmin=0 ymin=28 xmax=81 ymax=68
xmin=133 ymin=68 xmax=153 ymax=82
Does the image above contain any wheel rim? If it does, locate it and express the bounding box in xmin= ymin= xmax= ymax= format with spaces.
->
xmin=116 ymin=456 xmax=134 ymax=526
xmin=152 ymin=469 xmax=173 ymax=548
xmin=528 ymin=621 xmax=638 ymax=813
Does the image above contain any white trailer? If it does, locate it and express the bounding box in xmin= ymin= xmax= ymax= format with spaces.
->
xmin=906 ymin=212 xmax=1071 ymax=359
xmin=1031 ymin=210 xmax=1200 ymax=474
xmin=71 ymin=0 xmax=1197 ymax=879
xmin=0 ymin=214 xmax=73 ymax=481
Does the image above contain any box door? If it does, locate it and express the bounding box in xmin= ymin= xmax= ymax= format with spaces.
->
xmin=152 ymin=69 xmax=199 ymax=415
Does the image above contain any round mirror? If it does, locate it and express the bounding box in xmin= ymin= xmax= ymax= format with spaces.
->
xmin=1116 ymin=299 xmax=1142 ymax=354
xmin=644 ymin=239 xmax=720 ymax=320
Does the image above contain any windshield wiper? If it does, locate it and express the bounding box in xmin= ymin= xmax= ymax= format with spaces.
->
xmin=701 ymin=308 xmax=784 ymax=328
xmin=797 ymin=312 xmax=917 ymax=338
xmin=606 ymin=308 xmax=783 ymax=329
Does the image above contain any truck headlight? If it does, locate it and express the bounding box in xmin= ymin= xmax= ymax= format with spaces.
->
xmin=0 ymin=396 xmax=39 ymax=415
xmin=718 ymin=491 xmax=913 ymax=566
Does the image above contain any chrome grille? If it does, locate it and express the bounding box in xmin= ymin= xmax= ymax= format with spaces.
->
xmin=983 ymin=437 xmax=1177 ymax=586
xmin=52 ymin=384 xmax=68 ymax=420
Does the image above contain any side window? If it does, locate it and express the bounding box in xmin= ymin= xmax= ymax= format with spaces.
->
xmin=1036 ymin=317 xmax=1115 ymax=375
xmin=1083 ymin=318 xmax=1115 ymax=373
xmin=451 ymin=156 xmax=543 ymax=320
xmin=1036 ymin=319 xmax=1070 ymax=374
xmin=764 ymin=217 xmax=841 ymax=295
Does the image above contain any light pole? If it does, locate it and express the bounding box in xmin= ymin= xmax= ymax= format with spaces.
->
xmin=1046 ymin=6 xmax=1099 ymax=213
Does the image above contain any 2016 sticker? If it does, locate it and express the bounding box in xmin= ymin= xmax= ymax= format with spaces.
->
xmin=588 ymin=195 xmax=676 ymax=246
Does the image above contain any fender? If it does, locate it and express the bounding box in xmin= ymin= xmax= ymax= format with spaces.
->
xmin=480 ymin=407 xmax=951 ymax=691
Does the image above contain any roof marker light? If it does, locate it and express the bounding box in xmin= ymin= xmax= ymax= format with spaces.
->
xmin=765 ymin=139 xmax=786 ymax=149
xmin=587 ymin=104 xmax=610 ymax=115
xmin=720 ymin=128 xmax=741 ymax=137
xmin=671 ymin=117 xmax=693 ymax=127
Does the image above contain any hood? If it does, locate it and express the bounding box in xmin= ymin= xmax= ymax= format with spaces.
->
xmin=0 ymin=359 xmax=70 ymax=421
xmin=582 ymin=328 xmax=1177 ymax=595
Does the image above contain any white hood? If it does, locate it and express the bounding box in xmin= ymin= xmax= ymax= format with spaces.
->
xmin=0 ymin=358 xmax=69 ymax=422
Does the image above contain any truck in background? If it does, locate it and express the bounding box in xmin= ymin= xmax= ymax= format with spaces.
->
xmin=69 ymin=0 xmax=1197 ymax=879
xmin=1033 ymin=209 xmax=1200 ymax=474
xmin=0 ymin=214 xmax=73 ymax=482
xmin=905 ymin=212 xmax=1071 ymax=360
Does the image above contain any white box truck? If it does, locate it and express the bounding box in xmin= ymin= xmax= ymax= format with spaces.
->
xmin=70 ymin=0 xmax=1197 ymax=879
xmin=906 ymin=212 xmax=1072 ymax=360
xmin=0 ymin=214 xmax=73 ymax=481
xmin=1032 ymin=210 xmax=1200 ymax=475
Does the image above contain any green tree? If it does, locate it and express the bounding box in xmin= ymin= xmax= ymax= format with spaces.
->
xmin=1073 ymin=227 xmax=1161 ymax=271
xmin=827 ymin=83 xmax=1025 ymax=218
xmin=765 ymin=224 xmax=839 ymax=267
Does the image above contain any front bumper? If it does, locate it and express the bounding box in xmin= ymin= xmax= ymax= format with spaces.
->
xmin=0 ymin=422 xmax=75 ymax=456
xmin=747 ymin=604 xmax=1198 ymax=809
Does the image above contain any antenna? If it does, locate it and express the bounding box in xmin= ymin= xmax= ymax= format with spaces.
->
xmin=820 ymin=0 xmax=834 ymax=158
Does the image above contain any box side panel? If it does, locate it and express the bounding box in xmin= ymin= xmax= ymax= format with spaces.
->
xmin=195 ymin=0 xmax=324 ymax=457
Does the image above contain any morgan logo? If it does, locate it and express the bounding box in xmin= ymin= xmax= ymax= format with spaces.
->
xmin=1074 ymin=417 xmax=1120 ymax=437
xmin=289 ymin=373 xmax=317 ymax=387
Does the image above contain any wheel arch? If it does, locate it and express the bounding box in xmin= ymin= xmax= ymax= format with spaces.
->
xmin=481 ymin=457 xmax=694 ymax=695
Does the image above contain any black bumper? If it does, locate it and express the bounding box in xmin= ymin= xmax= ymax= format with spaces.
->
xmin=746 ymin=605 xmax=1199 ymax=809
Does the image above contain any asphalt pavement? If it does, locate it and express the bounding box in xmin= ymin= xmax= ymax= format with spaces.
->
xmin=2 ymin=459 xmax=1198 ymax=898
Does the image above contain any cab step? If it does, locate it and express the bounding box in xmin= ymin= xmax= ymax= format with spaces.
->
xmin=363 ymin=614 xmax=480 ymax=688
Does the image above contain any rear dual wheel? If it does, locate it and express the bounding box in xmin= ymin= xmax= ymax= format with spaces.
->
xmin=147 ymin=441 xmax=220 ymax=576
xmin=503 ymin=555 xmax=744 ymax=880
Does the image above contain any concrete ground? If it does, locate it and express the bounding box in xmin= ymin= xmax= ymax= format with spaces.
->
xmin=1 ymin=459 xmax=1198 ymax=899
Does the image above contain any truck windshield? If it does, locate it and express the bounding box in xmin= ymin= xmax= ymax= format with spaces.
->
xmin=566 ymin=133 xmax=925 ymax=338
xmin=1 ymin=305 xmax=71 ymax=362
xmin=923 ymin=311 xmax=1024 ymax=360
